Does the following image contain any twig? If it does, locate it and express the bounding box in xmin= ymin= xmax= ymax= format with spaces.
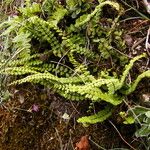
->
xmin=131 ymin=37 xmax=146 ymax=52
xmin=145 ymin=26 xmax=150 ymax=56
xmin=109 ymin=120 xmax=136 ymax=150
xmin=123 ymin=98 xmax=142 ymax=126
xmin=127 ymin=20 xmax=149 ymax=34
xmin=69 ymin=100 xmax=80 ymax=114
xmin=89 ymin=136 xmax=106 ymax=150
xmin=135 ymin=0 xmax=139 ymax=9
xmin=145 ymin=58 xmax=150 ymax=70
xmin=113 ymin=48 xmax=133 ymax=59
xmin=55 ymin=128 xmax=64 ymax=150
xmin=120 ymin=17 xmax=143 ymax=23
xmin=120 ymin=0 xmax=149 ymax=20
xmin=12 ymin=107 xmax=32 ymax=113
xmin=68 ymin=129 xmax=75 ymax=150
xmin=128 ymin=25 xmax=150 ymax=34
xmin=122 ymin=98 xmax=147 ymax=149
xmin=55 ymin=50 xmax=70 ymax=76
xmin=50 ymin=60 xmax=87 ymax=84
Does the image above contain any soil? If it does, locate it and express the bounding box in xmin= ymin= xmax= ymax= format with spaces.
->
xmin=0 ymin=0 xmax=150 ymax=150
xmin=0 ymin=83 xmax=149 ymax=150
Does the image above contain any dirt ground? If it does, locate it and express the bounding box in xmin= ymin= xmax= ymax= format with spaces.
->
xmin=0 ymin=83 xmax=149 ymax=150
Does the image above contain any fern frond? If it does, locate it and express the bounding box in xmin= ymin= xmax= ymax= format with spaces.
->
xmin=74 ymin=1 xmax=120 ymax=28
xmin=77 ymin=105 xmax=113 ymax=125
xmin=0 ymin=67 xmax=38 ymax=75
xmin=63 ymin=83 xmax=122 ymax=105
xmin=12 ymin=32 xmax=31 ymax=58
xmin=6 ymin=53 xmax=43 ymax=67
xmin=119 ymin=53 xmax=147 ymax=89
xmin=19 ymin=2 xmax=41 ymax=17
xmin=124 ymin=70 xmax=150 ymax=95
xmin=0 ymin=16 xmax=24 ymax=36
xmin=49 ymin=7 xmax=68 ymax=26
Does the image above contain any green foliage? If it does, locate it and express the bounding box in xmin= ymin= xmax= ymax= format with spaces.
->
xmin=19 ymin=2 xmax=41 ymax=17
xmin=123 ymin=70 xmax=150 ymax=95
xmin=119 ymin=111 xmax=135 ymax=124
xmin=77 ymin=105 xmax=113 ymax=126
xmin=12 ymin=32 xmax=31 ymax=58
xmin=49 ymin=7 xmax=67 ymax=26
xmin=127 ymin=106 xmax=150 ymax=137
xmin=0 ymin=0 xmax=150 ymax=125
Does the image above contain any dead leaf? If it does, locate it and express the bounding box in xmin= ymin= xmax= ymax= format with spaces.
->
xmin=18 ymin=94 xmax=25 ymax=104
xmin=124 ymin=34 xmax=133 ymax=47
xmin=75 ymin=135 xmax=90 ymax=150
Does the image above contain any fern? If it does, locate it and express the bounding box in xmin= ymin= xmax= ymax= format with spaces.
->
xmin=0 ymin=67 xmax=38 ymax=75
xmin=4 ymin=53 xmax=149 ymax=123
xmin=48 ymin=6 xmax=68 ymax=26
xmin=19 ymin=2 xmax=41 ymax=17
xmin=119 ymin=53 xmax=147 ymax=88
xmin=77 ymin=105 xmax=113 ymax=125
xmin=124 ymin=70 xmax=150 ymax=95
xmin=12 ymin=32 xmax=31 ymax=58
xmin=74 ymin=1 xmax=120 ymax=28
